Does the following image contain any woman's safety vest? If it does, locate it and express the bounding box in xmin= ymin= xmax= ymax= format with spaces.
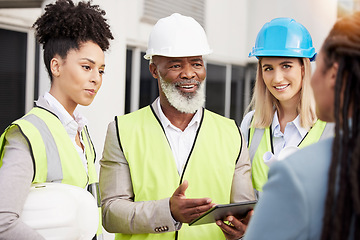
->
xmin=115 ymin=106 xmax=242 ymax=240
xmin=0 ymin=107 xmax=103 ymax=238
xmin=249 ymin=119 xmax=333 ymax=192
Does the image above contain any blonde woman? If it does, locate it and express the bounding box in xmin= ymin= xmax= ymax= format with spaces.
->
xmin=244 ymin=11 xmax=360 ymax=239
xmin=240 ymin=18 xmax=334 ymax=193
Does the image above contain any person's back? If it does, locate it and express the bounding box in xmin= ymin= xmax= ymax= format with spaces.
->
xmin=244 ymin=138 xmax=333 ymax=239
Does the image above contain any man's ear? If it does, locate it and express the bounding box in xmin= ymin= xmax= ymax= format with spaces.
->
xmin=50 ymin=57 xmax=61 ymax=78
xmin=149 ymin=62 xmax=159 ymax=79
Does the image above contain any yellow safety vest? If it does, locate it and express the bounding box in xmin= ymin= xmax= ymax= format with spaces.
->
xmin=115 ymin=106 xmax=242 ymax=240
xmin=0 ymin=107 xmax=102 ymax=237
xmin=249 ymin=119 xmax=332 ymax=192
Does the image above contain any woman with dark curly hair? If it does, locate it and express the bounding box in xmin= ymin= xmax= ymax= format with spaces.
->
xmin=243 ymin=11 xmax=360 ymax=240
xmin=0 ymin=0 xmax=113 ymax=239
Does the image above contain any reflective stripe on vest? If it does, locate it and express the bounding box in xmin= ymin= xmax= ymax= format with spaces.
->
xmin=12 ymin=107 xmax=97 ymax=186
xmin=114 ymin=106 xmax=241 ymax=240
xmin=22 ymin=113 xmax=63 ymax=182
xmin=249 ymin=119 xmax=332 ymax=192
xmin=0 ymin=107 xmax=102 ymax=238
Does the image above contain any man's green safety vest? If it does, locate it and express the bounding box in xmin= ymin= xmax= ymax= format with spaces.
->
xmin=0 ymin=107 xmax=102 ymax=238
xmin=115 ymin=106 xmax=242 ymax=240
xmin=249 ymin=119 xmax=333 ymax=192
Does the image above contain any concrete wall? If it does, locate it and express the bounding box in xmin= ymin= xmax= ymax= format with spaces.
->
xmin=206 ymin=0 xmax=249 ymax=65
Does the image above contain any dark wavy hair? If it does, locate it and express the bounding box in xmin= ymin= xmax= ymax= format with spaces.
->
xmin=32 ymin=0 xmax=114 ymax=81
xmin=320 ymin=11 xmax=360 ymax=240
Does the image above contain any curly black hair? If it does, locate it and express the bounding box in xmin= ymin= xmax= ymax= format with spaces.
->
xmin=33 ymin=0 xmax=114 ymax=80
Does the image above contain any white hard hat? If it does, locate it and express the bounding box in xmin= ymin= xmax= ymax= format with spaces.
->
xmin=144 ymin=13 xmax=212 ymax=60
xmin=20 ymin=183 xmax=99 ymax=240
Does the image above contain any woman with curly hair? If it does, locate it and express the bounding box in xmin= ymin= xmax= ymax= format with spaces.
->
xmin=244 ymin=11 xmax=360 ymax=240
xmin=0 ymin=0 xmax=113 ymax=239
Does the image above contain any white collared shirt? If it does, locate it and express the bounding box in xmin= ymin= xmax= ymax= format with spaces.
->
xmin=156 ymin=98 xmax=201 ymax=175
xmin=43 ymin=92 xmax=88 ymax=172
xmin=271 ymin=111 xmax=308 ymax=157
xmin=241 ymin=110 xmax=309 ymax=157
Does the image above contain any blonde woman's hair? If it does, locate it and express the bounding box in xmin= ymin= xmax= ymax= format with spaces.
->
xmin=246 ymin=57 xmax=317 ymax=129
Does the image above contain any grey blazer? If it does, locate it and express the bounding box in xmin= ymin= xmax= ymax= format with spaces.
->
xmin=0 ymin=98 xmax=55 ymax=240
xmin=99 ymin=100 xmax=256 ymax=235
xmin=244 ymin=137 xmax=346 ymax=240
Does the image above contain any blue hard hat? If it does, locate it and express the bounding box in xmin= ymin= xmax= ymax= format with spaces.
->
xmin=249 ymin=18 xmax=316 ymax=61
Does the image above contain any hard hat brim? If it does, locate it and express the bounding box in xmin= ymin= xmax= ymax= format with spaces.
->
xmin=144 ymin=50 xmax=213 ymax=60
xmin=249 ymin=49 xmax=316 ymax=62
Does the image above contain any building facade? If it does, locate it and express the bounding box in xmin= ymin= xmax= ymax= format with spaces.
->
xmin=0 ymin=0 xmax=344 ymax=239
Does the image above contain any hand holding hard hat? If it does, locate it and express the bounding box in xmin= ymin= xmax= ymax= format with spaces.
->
xmin=20 ymin=183 xmax=98 ymax=240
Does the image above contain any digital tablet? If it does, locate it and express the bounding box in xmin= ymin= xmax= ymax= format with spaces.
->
xmin=189 ymin=200 xmax=257 ymax=226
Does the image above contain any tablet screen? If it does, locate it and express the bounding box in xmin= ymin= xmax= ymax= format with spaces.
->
xmin=189 ymin=200 xmax=257 ymax=226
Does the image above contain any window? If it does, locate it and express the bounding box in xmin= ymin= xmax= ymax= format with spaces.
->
xmin=230 ymin=66 xmax=246 ymax=124
xmin=205 ymin=63 xmax=226 ymax=116
xmin=0 ymin=29 xmax=27 ymax=133
xmin=338 ymin=0 xmax=360 ymax=17
xmin=125 ymin=48 xmax=158 ymax=114
xmin=139 ymin=52 xmax=158 ymax=109
xmin=125 ymin=49 xmax=132 ymax=114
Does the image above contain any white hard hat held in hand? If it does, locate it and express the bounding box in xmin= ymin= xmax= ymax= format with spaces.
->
xmin=144 ymin=13 xmax=212 ymax=60
xmin=20 ymin=183 xmax=99 ymax=240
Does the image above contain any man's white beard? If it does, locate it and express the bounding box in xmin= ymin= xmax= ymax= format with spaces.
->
xmin=159 ymin=73 xmax=205 ymax=114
